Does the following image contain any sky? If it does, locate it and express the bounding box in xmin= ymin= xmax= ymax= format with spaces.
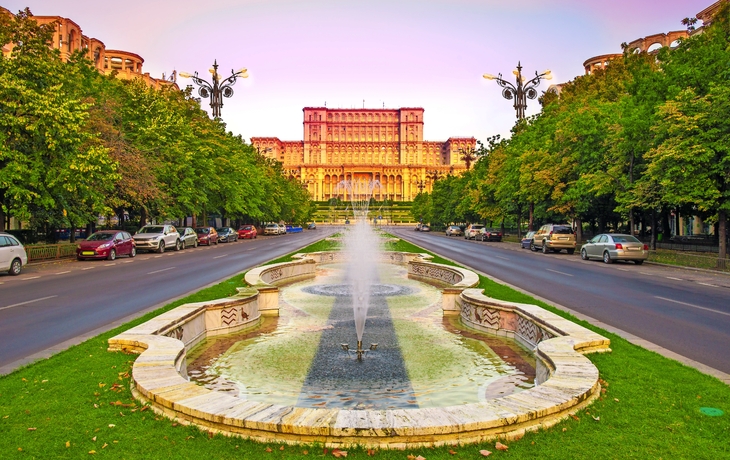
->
xmin=3 ymin=0 xmax=715 ymax=144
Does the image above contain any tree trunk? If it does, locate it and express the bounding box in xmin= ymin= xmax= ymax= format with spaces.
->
xmin=661 ymin=209 xmax=671 ymax=242
xmin=650 ymin=210 xmax=657 ymax=250
xmin=0 ymin=201 xmax=5 ymax=231
xmin=528 ymin=202 xmax=534 ymax=231
xmin=718 ymin=210 xmax=727 ymax=267
xmin=140 ymin=207 xmax=148 ymax=228
xmin=516 ymin=204 xmax=522 ymax=239
xmin=574 ymin=216 xmax=583 ymax=245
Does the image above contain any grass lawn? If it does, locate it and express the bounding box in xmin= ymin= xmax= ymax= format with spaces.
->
xmin=1 ymin=237 xmax=728 ymax=459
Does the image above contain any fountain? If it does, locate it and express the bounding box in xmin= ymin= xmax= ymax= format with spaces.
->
xmin=108 ymin=183 xmax=611 ymax=447
xmin=337 ymin=178 xmax=381 ymax=360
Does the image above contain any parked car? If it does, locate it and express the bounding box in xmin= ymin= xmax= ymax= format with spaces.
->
xmin=77 ymin=230 xmax=136 ymax=260
xmin=478 ymin=228 xmax=502 ymax=242
xmin=0 ymin=232 xmax=28 ymax=276
xmin=307 ymin=222 xmax=317 ymax=230
xmin=285 ymin=224 xmax=303 ymax=233
xmin=530 ymin=224 xmax=576 ymax=254
xmin=195 ymin=227 xmax=218 ymax=246
xmin=264 ymin=223 xmax=280 ymax=235
xmin=178 ymin=227 xmax=198 ymax=249
xmin=445 ymin=225 xmax=463 ymax=237
xmin=133 ymin=224 xmax=181 ymax=253
xmin=521 ymin=231 xmax=536 ymax=249
xmin=464 ymin=224 xmax=485 ymax=240
xmin=217 ymin=227 xmax=238 ymax=243
xmin=419 ymin=224 xmax=431 ymax=232
xmin=237 ymin=225 xmax=258 ymax=239
xmin=581 ymin=233 xmax=649 ymax=264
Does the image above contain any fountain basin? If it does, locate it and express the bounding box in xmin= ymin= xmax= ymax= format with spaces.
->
xmin=108 ymin=251 xmax=610 ymax=448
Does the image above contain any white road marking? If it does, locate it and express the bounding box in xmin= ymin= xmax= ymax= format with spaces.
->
xmin=697 ymin=282 xmax=719 ymax=288
xmin=495 ymin=256 xmax=509 ymax=261
xmin=153 ymin=255 xmax=163 ymax=258
xmin=655 ymin=296 xmax=730 ymax=318
xmin=666 ymin=277 xmax=683 ymax=281
xmin=54 ymin=271 xmax=71 ymax=275
xmin=0 ymin=295 xmax=58 ymax=311
xmin=121 ymin=260 xmax=135 ymax=263
xmin=147 ymin=267 xmax=175 ymax=275
xmin=22 ymin=276 xmax=40 ymax=280
xmin=213 ymin=254 xmax=229 ymax=259
xmin=546 ymin=269 xmax=573 ymax=277
xmin=616 ymin=268 xmax=628 ymax=271
xmin=640 ymin=272 xmax=654 ymax=276
xmin=104 ymin=263 xmax=116 ymax=267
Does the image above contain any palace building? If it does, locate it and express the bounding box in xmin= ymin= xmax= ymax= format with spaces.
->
xmin=251 ymin=107 xmax=476 ymax=202
xmin=1 ymin=6 xmax=177 ymax=90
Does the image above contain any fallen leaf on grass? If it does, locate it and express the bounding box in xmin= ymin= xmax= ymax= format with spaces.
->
xmin=280 ymin=446 xmax=285 ymax=451
xmin=108 ymin=424 xmax=115 ymax=428
xmin=367 ymin=449 xmax=376 ymax=456
xmin=102 ymin=443 xmax=108 ymax=449
xmin=479 ymin=450 xmax=492 ymax=456
xmin=570 ymin=414 xmax=580 ymax=421
xmin=495 ymin=442 xmax=508 ymax=451
xmin=265 ymin=447 xmax=272 ymax=452
xmin=332 ymin=449 xmax=348 ymax=457
xmin=27 ymin=428 xmax=36 ymax=431
xmin=66 ymin=441 xmax=71 ymax=448
xmin=592 ymin=416 xmax=600 ymax=421
xmin=89 ymin=450 xmax=96 ymax=454
xmin=302 ymin=450 xmax=308 ymax=455
xmin=449 ymin=449 xmax=457 ymax=455
xmin=185 ymin=436 xmax=194 ymax=440
xmin=92 ymin=437 xmax=97 ymax=442
xmin=614 ymin=398 xmax=619 ymax=402
xmin=98 ymin=383 xmax=106 ymax=388
xmin=562 ymin=428 xmax=567 ymax=432
xmin=140 ymin=405 xmax=150 ymax=412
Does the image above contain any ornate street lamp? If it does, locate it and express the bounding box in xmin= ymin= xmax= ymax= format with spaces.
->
xmin=483 ymin=62 xmax=551 ymax=120
xmin=179 ymin=60 xmax=248 ymax=119
xmin=416 ymin=180 xmax=427 ymax=194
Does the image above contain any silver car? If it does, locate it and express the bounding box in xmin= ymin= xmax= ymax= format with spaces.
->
xmin=133 ymin=224 xmax=181 ymax=253
xmin=0 ymin=232 xmax=28 ymax=275
xmin=178 ymin=227 xmax=198 ymax=249
xmin=580 ymin=233 xmax=648 ymax=265
xmin=445 ymin=225 xmax=463 ymax=237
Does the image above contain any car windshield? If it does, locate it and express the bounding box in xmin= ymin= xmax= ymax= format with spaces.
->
xmin=87 ymin=233 xmax=114 ymax=241
xmin=138 ymin=226 xmax=164 ymax=234
xmin=266 ymin=224 xmax=277 ymax=228
xmin=471 ymin=225 xmax=484 ymax=230
xmin=612 ymin=235 xmax=641 ymax=243
xmin=216 ymin=228 xmax=228 ymax=233
xmin=195 ymin=228 xmax=209 ymax=234
xmin=553 ymin=226 xmax=573 ymax=234
xmin=241 ymin=226 xmax=253 ymax=230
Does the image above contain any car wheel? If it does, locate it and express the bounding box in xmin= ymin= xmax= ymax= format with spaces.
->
xmin=158 ymin=241 xmax=166 ymax=254
xmin=8 ymin=258 xmax=22 ymax=276
xmin=635 ymin=260 xmax=644 ymax=265
xmin=567 ymin=249 xmax=575 ymax=255
xmin=175 ymin=239 xmax=181 ymax=251
xmin=108 ymin=249 xmax=116 ymax=261
xmin=181 ymin=240 xmax=186 ymax=250
xmin=530 ymin=241 xmax=537 ymax=252
xmin=214 ymin=239 xmax=218 ymax=245
xmin=603 ymin=251 xmax=613 ymax=264
xmin=130 ymin=247 xmax=136 ymax=258
xmin=194 ymin=240 xmax=198 ymax=248
xmin=581 ymin=249 xmax=589 ymax=260
xmin=542 ymin=243 xmax=549 ymax=254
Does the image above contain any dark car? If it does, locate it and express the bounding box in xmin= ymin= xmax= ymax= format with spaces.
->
xmin=217 ymin=227 xmax=238 ymax=243
xmin=195 ymin=227 xmax=219 ymax=246
xmin=77 ymin=230 xmax=136 ymax=260
xmin=179 ymin=227 xmax=198 ymax=249
xmin=307 ymin=222 xmax=317 ymax=230
xmin=521 ymin=231 xmax=536 ymax=249
xmin=419 ymin=224 xmax=431 ymax=232
xmin=238 ymin=225 xmax=257 ymax=239
xmin=478 ymin=229 xmax=502 ymax=242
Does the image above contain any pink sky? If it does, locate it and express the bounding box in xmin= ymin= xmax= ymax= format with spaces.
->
xmin=3 ymin=0 xmax=714 ymax=143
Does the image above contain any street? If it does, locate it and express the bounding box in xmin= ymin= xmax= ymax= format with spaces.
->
xmin=390 ymin=226 xmax=730 ymax=375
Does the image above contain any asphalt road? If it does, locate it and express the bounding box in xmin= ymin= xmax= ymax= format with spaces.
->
xmin=0 ymin=229 xmax=336 ymax=371
xmin=389 ymin=226 xmax=730 ymax=375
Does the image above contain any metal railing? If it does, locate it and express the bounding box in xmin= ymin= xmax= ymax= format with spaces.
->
xmin=26 ymin=244 xmax=77 ymax=263
xmin=648 ymin=250 xmax=729 ymax=272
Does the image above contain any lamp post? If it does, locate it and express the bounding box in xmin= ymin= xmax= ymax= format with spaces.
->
xmin=416 ymin=180 xmax=427 ymax=194
xmin=483 ymin=62 xmax=551 ymax=120
xmin=179 ymin=60 xmax=248 ymax=119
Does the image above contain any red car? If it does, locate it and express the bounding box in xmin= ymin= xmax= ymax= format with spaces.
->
xmin=195 ymin=227 xmax=219 ymax=245
xmin=77 ymin=230 xmax=136 ymax=260
xmin=238 ymin=225 xmax=258 ymax=239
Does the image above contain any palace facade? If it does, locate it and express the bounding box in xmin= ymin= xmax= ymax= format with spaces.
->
xmin=1 ymin=6 xmax=177 ymax=90
xmin=251 ymin=107 xmax=476 ymax=202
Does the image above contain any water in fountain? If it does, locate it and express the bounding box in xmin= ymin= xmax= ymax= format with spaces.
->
xmin=336 ymin=179 xmax=381 ymax=343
